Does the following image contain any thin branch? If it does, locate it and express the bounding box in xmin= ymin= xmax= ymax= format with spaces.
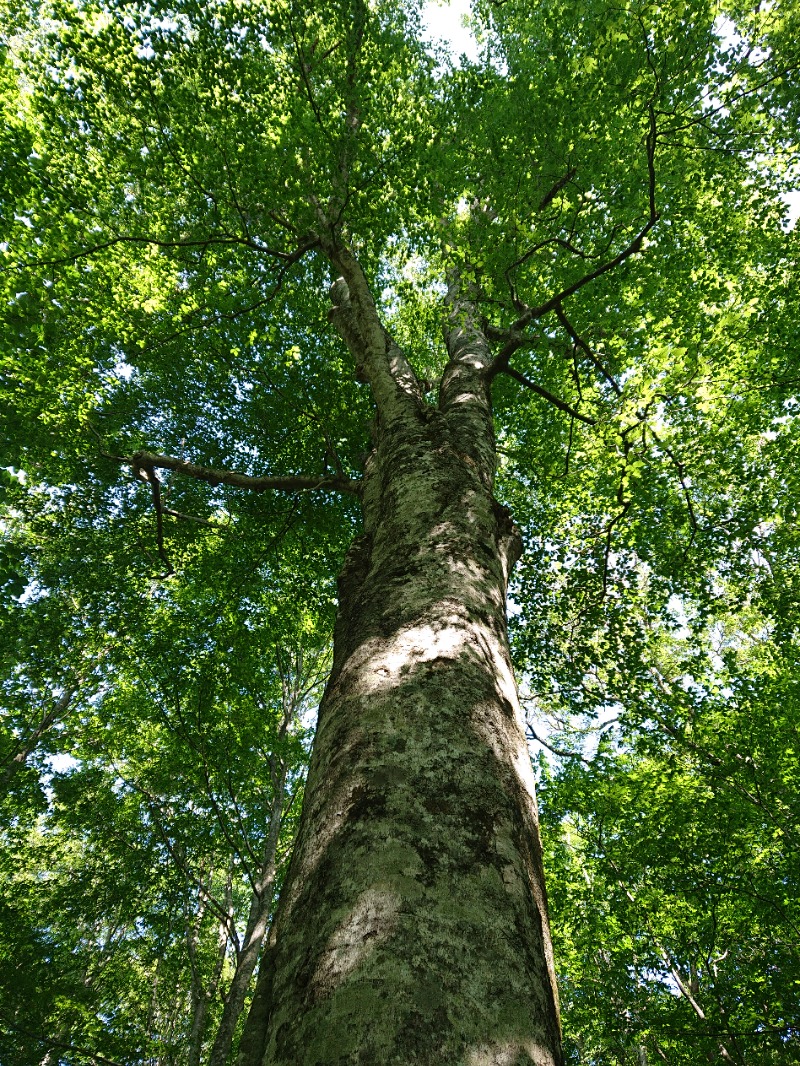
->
xmin=598 ymin=499 xmax=633 ymax=601
xmin=564 ymin=415 xmax=575 ymax=477
xmin=197 ymin=759 xmax=256 ymax=907
xmin=164 ymin=507 xmax=227 ymax=527
xmin=643 ymin=686 xmax=799 ymax=850
xmin=110 ymin=450 xmax=361 ymax=497
xmin=501 ymin=365 xmax=596 ymax=426
xmin=268 ymin=210 xmax=301 ymax=236
xmin=649 ymin=429 xmax=698 ymax=545
xmin=659 ymin=62 xmax=800 ymax=138
xmin=553 ymin=301 xmax=622 ymax=396
xmin=143 ymin=75 xmax=228 ymax=227
xmin=142 ymin=239 xmax=318 ymax=352
xmin=505 ymin=235 xmax=595 ymax=292
xmin=606 ymin=857 xmax=710 ymax=1024
xmin=0 ymin=682 xmax=81 ymax=786
xmin=133 ymin=464 xmax=174 ymax=577
xmin=524 ymin=724 xmax=592 ymax=765
xmin=537 ymin=166 xmax=578 ymax=212
xmin=131 ymin=783 xmax=239 ymax=937
xmin=287 ymin=18 xmax=336 ymax=150
xmin=0 ymin=1026 xmax=129 ymax=1066
xmin=664 ymin=445 xmax=698 ymax=537
xmin=23 ymin=231 xmax=301 ymax=270
xmin=489 ymin=104 xmax=660 ymax=376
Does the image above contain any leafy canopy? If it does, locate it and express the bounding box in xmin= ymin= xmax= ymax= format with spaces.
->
xmin=1 ymin=0 xmax=799 ymax=1061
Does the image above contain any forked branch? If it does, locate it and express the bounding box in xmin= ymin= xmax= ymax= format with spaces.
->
xmin=323 ymin=241 xmax=424 ymax=411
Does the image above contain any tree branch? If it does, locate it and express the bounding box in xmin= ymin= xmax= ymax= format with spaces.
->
xmin=0 ymin=1022 xmax=130 ymax=1066
xmin=553 ymin=301 xmax=622 ymax=396
xmin=537 ymin=166 xmax=577 ymax=212
xmin=109 ymin=450 xmax=361 ymax=497
xmin=133 ymin=463 xmax=174 ymax=576
xmin=500 ymin=366 xmax=596 ymax=426
xmin=27 ymin=231 xmax=318 ymax=269
xmin=323 ymin=241 xmax=424 ymax=411
xmin=163 ymin=507 xmax=227 ymax=527
xmin=489 ymin=104 xmax=660 ymax=376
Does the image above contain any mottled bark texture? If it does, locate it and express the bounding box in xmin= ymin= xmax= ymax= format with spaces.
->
xmin=254 ymin=247 xmax=563 ymax=1066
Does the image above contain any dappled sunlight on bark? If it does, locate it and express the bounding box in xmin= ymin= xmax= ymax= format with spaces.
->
xmin=334 ymin=613 xmax=518 ymax=712
xmin=466 ymin=1038 xmax=559 ymax=1066
xmin=312 ymin=885 xmax=401 ymax=995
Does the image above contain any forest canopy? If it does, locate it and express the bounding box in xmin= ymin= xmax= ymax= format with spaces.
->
xmin=1 ymin=0 xmax=799 ymax=1063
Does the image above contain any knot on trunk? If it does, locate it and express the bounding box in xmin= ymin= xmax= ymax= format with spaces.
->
xmin=328 ymin=276 xmax=351 ymax=316
xmin=493 ymin=499 xmax=523 ymax=575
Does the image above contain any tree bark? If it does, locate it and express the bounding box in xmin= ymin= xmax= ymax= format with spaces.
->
xmin=235 ymin=939 xmax=276 ymax=1066
xmin=253 ymin=249 xmax=563 ymax=1064
xmin=187 ymin=866 xmax=232 ymax=1066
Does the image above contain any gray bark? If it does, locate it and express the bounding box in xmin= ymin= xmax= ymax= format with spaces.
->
xmin=235 ymin=938 xmax=276 ymax=1066
xmin=188 ymin=867 xmax=232 ymax=1066
xmin=250 ymin=245 xmax=563 ymax=1065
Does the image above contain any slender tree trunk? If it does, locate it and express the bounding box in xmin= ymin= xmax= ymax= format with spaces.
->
xmin=253 ymin=250 xmax=563 ymax=1065
xmin=0 ymin=683 xmax=78 ymax=787
xmin=207 ymin=773 xmax=287 ymax=1066
xmin=188 ymin=866 xmax=232 ymax=1066
xmin=235 ymin=939 xmax=276 ymax=1066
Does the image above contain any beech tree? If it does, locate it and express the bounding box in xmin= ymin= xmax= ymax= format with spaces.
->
xmin=2 ymin=0 xmax=799 ymax=1063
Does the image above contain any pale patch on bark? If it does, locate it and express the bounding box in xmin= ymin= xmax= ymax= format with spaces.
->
xmin=335 ymin=616 xmax=518 ymax=710
xmin=512 ymin=743 xmax=540 ymax=812
xmin=466 ymin=1039 xmax=559 ymax=1066
xmin=312 ymin=885 xmax=401 ymax=995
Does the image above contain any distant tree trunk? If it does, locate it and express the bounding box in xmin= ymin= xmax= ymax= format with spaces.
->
xmin=207 ymin=765 xmax=287 ymax=1066
xmin=188 ymin=867 xmax=232 ymax=1066
xmin=234 ymin=940 xmax=275 ymax=1066
xmin=0 ymin=683 xmax=78 ymax=787
xmin=249 ymin=252 xmax=564 ymax=1065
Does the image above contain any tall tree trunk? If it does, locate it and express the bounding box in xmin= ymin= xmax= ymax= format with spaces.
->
xmin=235 ymin=939 xmax=276 ymax=1066
xmin=254 ymin=251 xmax=563 ymax=1065
xmin=188 ymin=866 xmax=232 ymax=1066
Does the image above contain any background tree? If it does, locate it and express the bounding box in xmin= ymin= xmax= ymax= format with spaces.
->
xmin=1 ymin=0 xmax=799 ymax=1063
xmin=0 ymin=534 xmax=327 ymax=1065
